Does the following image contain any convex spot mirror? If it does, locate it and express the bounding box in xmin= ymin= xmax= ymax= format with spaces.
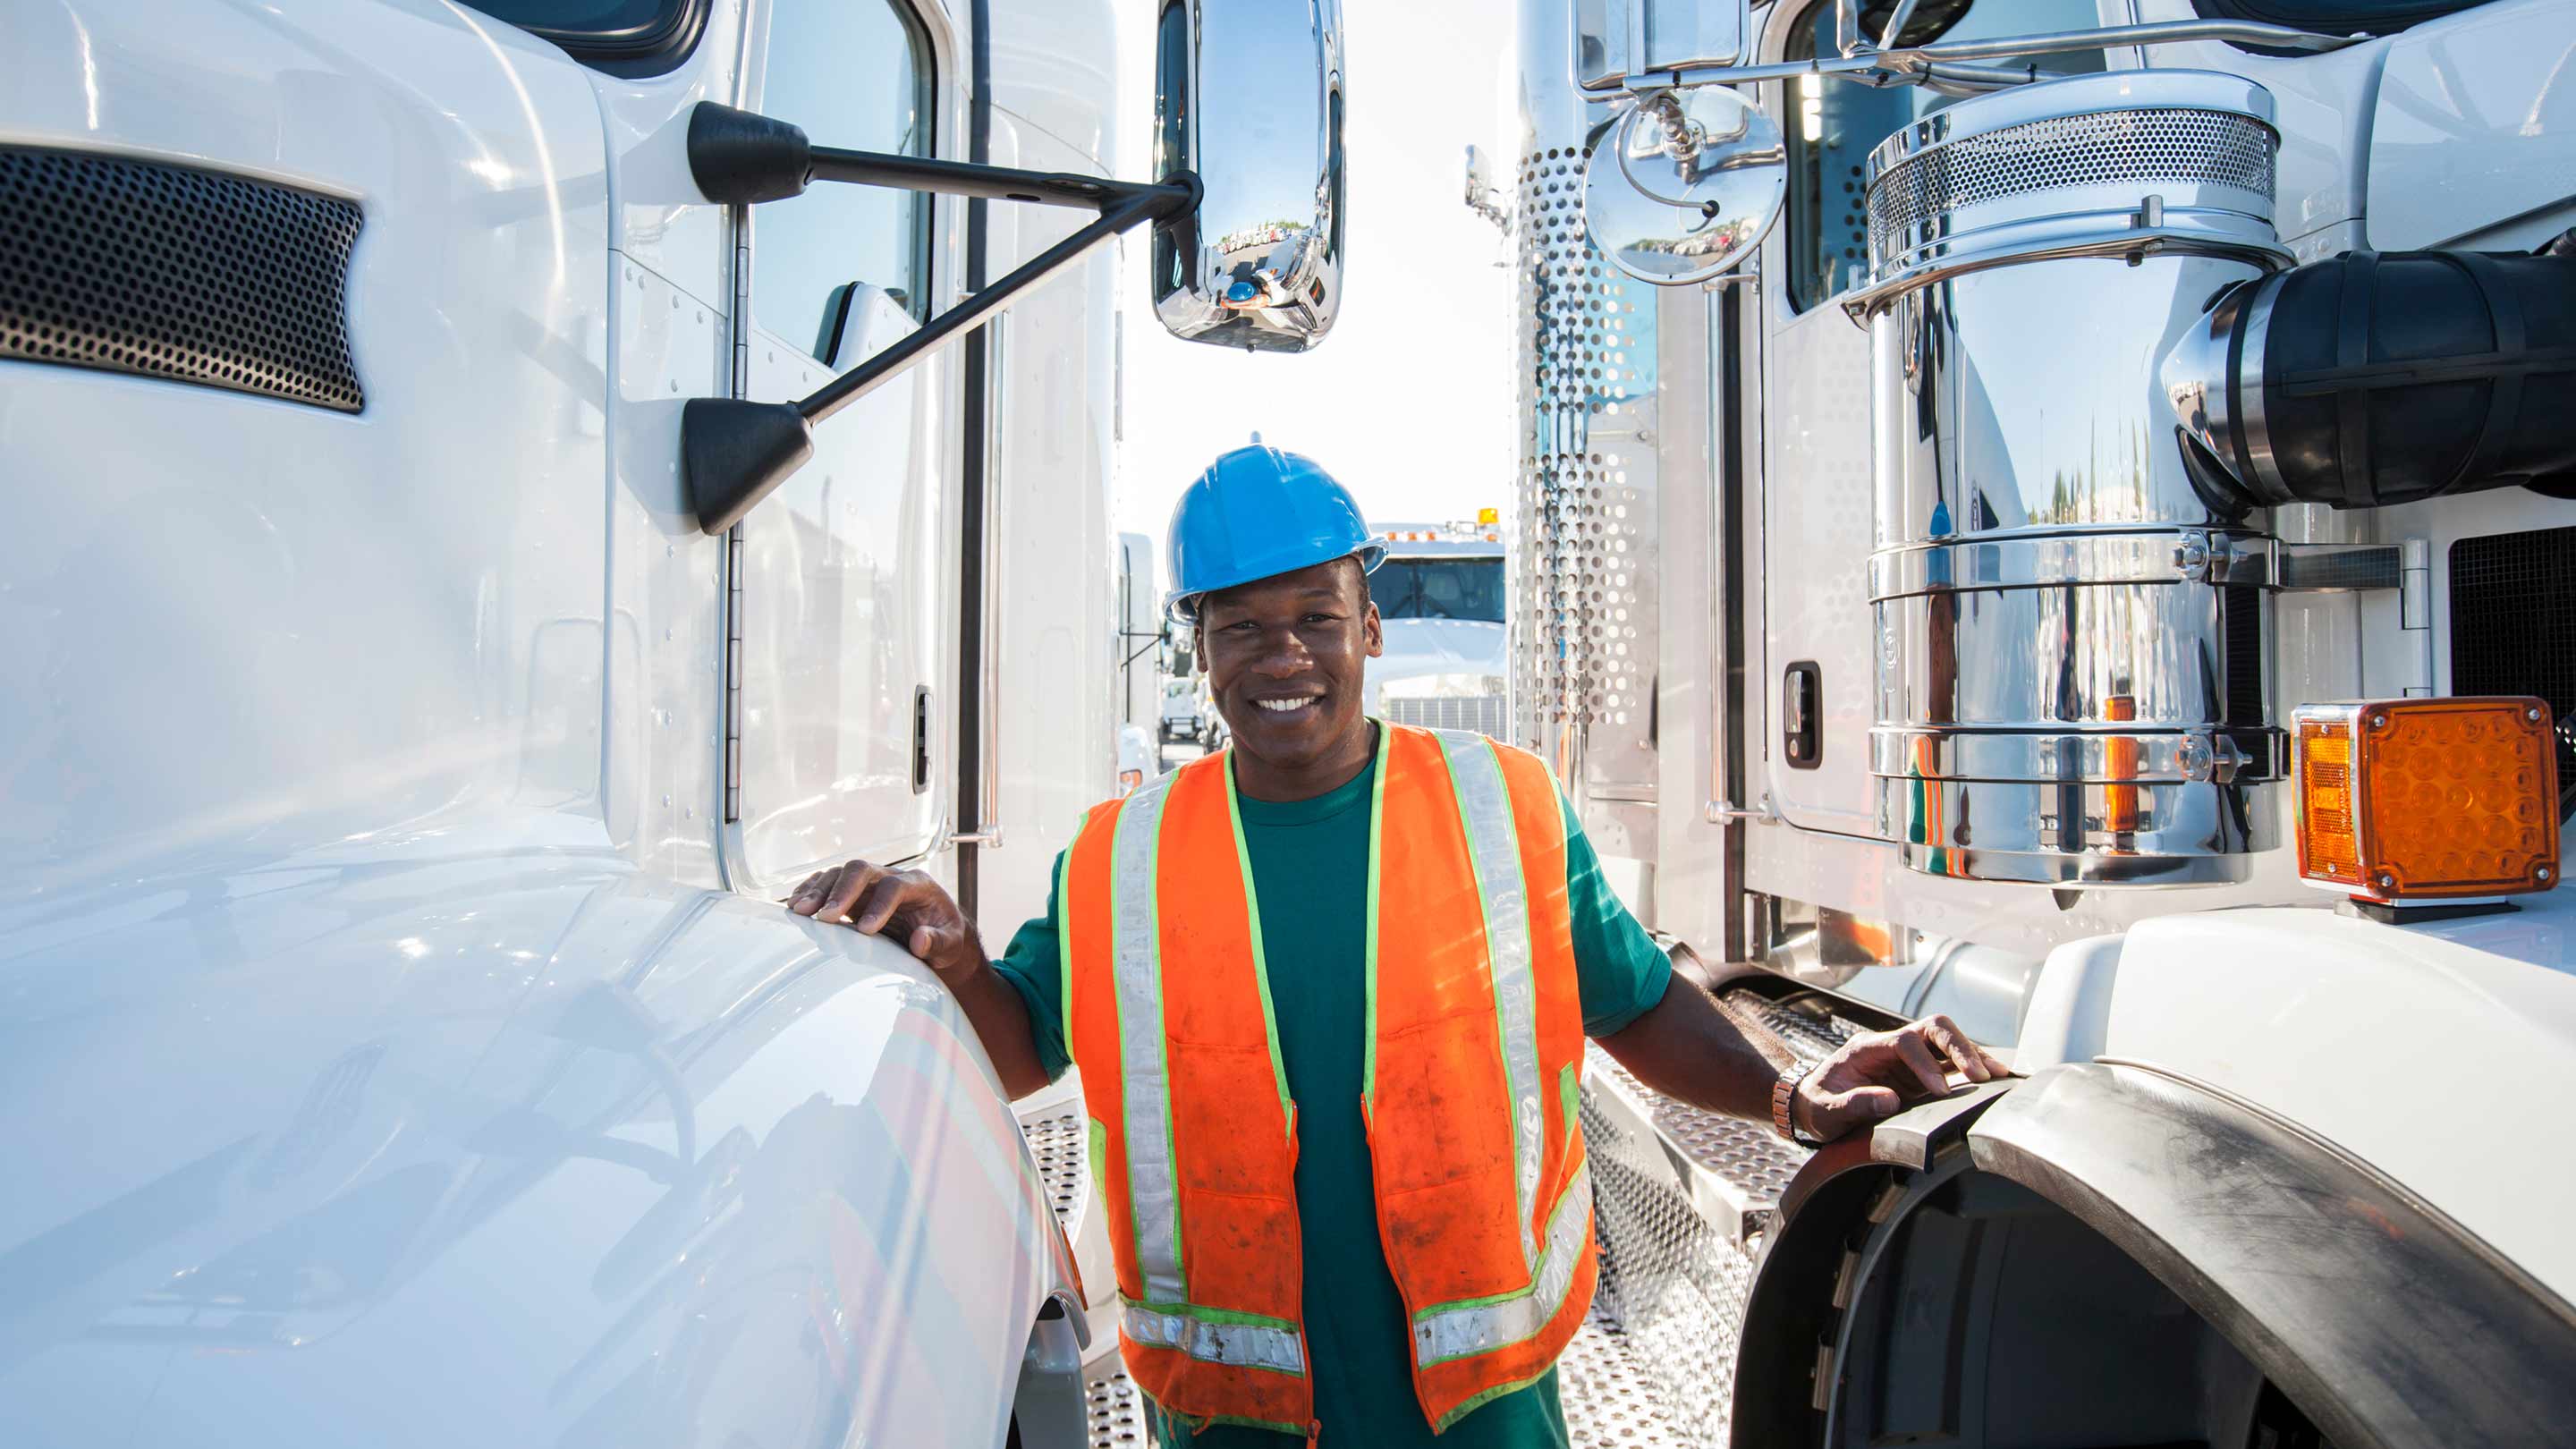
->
xmin=1151 ymin=0 xmax=1347 ymax=353
xmin=1582 ymin=85 xmax=1784 ymax=286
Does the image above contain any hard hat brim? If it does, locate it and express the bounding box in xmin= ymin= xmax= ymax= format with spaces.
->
xmin=1166 ymin=541 xmax=1386 ymax=624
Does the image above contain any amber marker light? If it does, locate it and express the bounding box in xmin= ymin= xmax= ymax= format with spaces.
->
xmin=2291 ymin=697 xmax=2561 ymax=902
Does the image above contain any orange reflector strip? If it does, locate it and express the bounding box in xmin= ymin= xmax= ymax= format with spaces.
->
xmin=2292 ymin=697 xmax=2560 ymax=900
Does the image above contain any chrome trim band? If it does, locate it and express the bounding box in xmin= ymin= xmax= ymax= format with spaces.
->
xmin=1867 ymin=530 xmax=2275 ymax=600
xmin=1870 ymin=726 xmax=2282 ymax=784
xmin=1842 ymin=227 xmax=2290 ymax=323
xmin=2238 ymin=271 xmax=2288 ymax=504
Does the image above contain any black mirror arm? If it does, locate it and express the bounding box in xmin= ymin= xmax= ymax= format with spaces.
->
xmin=682 ymin=102 xmax=1200 ymax=535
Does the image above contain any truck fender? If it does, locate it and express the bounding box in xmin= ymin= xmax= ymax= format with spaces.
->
xmin=1736 ymin=1063 xmax=2576 ymax=1449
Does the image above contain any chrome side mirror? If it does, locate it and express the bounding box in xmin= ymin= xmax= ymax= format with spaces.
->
xmin=1576 ymin=0 xmax=1754 ymax=92
xmin=1150 ymin=0 xmax=1346 ymax=353
xmin=1582 ymin=86 xmax=1784 ymax=285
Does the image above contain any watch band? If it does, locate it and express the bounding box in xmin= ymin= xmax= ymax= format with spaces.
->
xmin=1771 ymin=1063 xmax=1816 ymax=1147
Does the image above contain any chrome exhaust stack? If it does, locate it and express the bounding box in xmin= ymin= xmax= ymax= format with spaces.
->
xmin=1847 ymin=72 xmax=2292 ymax=886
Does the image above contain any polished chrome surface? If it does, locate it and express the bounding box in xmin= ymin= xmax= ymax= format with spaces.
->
xmin=1857 ymin=73 xmax=2292 ymax=886
xmin=1582 ymin=87 xmax=1784 ymax=285
xmin=2160 ymin=268 xmax=2294 ymax=504
xmin=1650 ymin=17 xmax=2359 ymax=92
xmin=1574 ymin=0 xmax=1754 ymax=92
xmin=1869 ymin=530 xmax=2275 ymax=597
xmin=1514 ymin=0 xmax=1664 ymax=835
xmin=1149 ymin=0 xmax=1347 ymax=353
xmin=2238 ymin=269 xmax=2286 ymax=499
xmin=1847 ymin=71 xmax=2285 ymax=322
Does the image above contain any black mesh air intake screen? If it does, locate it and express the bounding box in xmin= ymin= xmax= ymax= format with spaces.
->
xmin=2450 ymin=526 xmax=2576 ymax=818
xmin=2224 ymin=584 xmax=2266 ymax=727
xmin=0 ymin=147 xmax=362 ymax=411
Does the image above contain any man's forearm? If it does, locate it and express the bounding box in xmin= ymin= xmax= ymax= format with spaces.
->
xmin=946 ymin=958 xmax=1054 ymax=1100
xmin=1594 ymin=974 xmax=1793 ymax=1124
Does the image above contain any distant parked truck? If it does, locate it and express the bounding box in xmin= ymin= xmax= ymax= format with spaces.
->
xmin=1362 ymin=513 xmax=1510 ymax=738
xmin=1159 ymin=678 xmax=1207 ymax=745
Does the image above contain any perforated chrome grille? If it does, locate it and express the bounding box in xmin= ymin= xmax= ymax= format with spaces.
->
xmin=1865 ymin=108 xmax=2275 ymax=269
xmin=1020 ymin=1104 xmax=1090 ymax=1230
xmin=1513 ymin=144 xmax=1659 ymax=801
xmin=0 ymin=146 xmax=363 ymax=411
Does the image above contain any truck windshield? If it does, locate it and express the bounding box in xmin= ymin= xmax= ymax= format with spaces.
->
xmin=1373 ymin=558 xmax=1504 ymax=623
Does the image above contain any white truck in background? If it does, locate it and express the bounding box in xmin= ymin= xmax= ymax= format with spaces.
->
xmin=1116 ymin=530 xmax=1162 ymax=788
xmin=0 ymin=0 xmax=1344 ymax=1444
xmin=1494 ymin=0 xmax=2576 ymax=1445
xmin=1362 ymin=516 xmax=1513 ymax=739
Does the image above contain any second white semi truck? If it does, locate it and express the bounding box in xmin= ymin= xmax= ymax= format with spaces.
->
xmin=1489 ymin=0 xmax=2576 ymax=1444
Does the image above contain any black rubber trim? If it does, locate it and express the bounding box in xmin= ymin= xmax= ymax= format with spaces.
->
xmin=1967 ymin=1062 xmax=2576 ymax=1449
xmin=2186 ymin=0 xmax=2487 ymax=43
xmin=1 ymin=146 xmax=363 ymax=411
xmin=466 ymin=0 xmax=709 ymax=79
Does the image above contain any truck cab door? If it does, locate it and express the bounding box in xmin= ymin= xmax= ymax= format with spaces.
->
xmin=723 ymin=0 xmax=958 ymax=892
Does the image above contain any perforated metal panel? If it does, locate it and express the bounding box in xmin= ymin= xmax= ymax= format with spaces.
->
xmin=1021 ymin=1103 xmax=1089 ymax=1230
xmin=1513 ymin=140 xmax=1662 ymax=820
xmin=1864 ymin=108 xmax=2275 ymax=267
xmin=2451 ymin=525 xmax=2576 ymax=818
xmin=1083 ymin=1364 xmax=1149 ymax=1447
xmin=0 ymin=147 xmax=363 ymax=411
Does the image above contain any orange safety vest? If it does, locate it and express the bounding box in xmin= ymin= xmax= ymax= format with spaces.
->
xmin=1060 ymin=722 xmax=1597 ymax=1437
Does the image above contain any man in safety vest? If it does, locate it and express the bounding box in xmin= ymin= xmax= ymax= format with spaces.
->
xmin=790 ymin=444 xmax=2005 ymax=1446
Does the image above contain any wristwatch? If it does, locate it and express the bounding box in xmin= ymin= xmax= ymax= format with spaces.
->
xmin=1771 ymin=1063 xmax=1820 ymax=1147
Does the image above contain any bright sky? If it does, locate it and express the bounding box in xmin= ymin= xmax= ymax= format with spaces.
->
xmin=1110 ymin=4 xmax=1519 ymax=553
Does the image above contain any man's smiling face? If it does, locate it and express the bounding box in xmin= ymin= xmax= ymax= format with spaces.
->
xmin=1196 ymin=557 xmax=1383 ymax=785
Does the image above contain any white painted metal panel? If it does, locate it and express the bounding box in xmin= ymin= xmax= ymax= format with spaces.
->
xmin=2017 ymin=896 xmax=2576 ymax=1303
xmin=2367 ymin=0 xmax=2576 ymax=250
xmin=0 ymin=0 xmax=613 ymax=887
xmin=977 ymin=102 xmax=1123 ymax=936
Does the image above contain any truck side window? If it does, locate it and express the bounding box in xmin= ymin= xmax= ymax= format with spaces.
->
xmin=1784 ymin=0 xmax=2105 ymax=313
xmin=752 ymin=0 xmax=935 ymax=360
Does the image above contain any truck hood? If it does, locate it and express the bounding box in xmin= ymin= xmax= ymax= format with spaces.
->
xmin=1368 ymin=619 xmax=1507 ymax=701
xmin=0 ymin=810 xmax=1056 ymax=1447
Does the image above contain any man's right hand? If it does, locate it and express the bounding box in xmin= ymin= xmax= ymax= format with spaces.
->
xmin=787 ymin=860 xmax=981 ymax=980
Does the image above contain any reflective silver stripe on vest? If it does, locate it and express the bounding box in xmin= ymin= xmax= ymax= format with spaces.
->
xmin=1435 ymin=729 xmax=1545 ymax=1271
xmin=1123 ymin=1302 xmax=1308 ymax=1376
xmin=1111 ymin=769 xmax=1186 ymax=1306
xmin=1410 ymin=1159 xmax=1593 ymax=1368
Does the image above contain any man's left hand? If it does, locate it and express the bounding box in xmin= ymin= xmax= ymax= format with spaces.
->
xmin=1794 ymin=1014 xmax=2009 ymax=1144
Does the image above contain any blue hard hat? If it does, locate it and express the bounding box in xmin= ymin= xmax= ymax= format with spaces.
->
xmin=1165 ymin=442 xmax=1385 ymax=623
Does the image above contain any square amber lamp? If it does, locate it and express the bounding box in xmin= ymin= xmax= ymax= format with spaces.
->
xmin=2292 ymin=697 xmax=2561 ymax=902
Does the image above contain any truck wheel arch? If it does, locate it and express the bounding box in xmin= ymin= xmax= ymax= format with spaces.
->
xmin=1733 ymin=1063 xmax=2576 ymax=1449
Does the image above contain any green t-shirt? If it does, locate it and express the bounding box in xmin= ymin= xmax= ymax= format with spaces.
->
xmin=991 ymin=740 xmax=1672 ymax=1449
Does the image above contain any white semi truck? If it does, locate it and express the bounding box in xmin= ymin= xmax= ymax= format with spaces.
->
xmin=1493 ymin=0 xmax=2576 ymax=1444
xmin=0 ymin=0 xmax=1344 ymax=1444
xmin=1362 ymin=517 xmax=1514 ymax=739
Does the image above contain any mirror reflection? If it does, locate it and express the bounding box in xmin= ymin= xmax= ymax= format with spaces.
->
xmin=1151 ymin=0 xmax=1348 ymax=352
xmin=1582 ymin=85 xmax=1786 ymax=285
